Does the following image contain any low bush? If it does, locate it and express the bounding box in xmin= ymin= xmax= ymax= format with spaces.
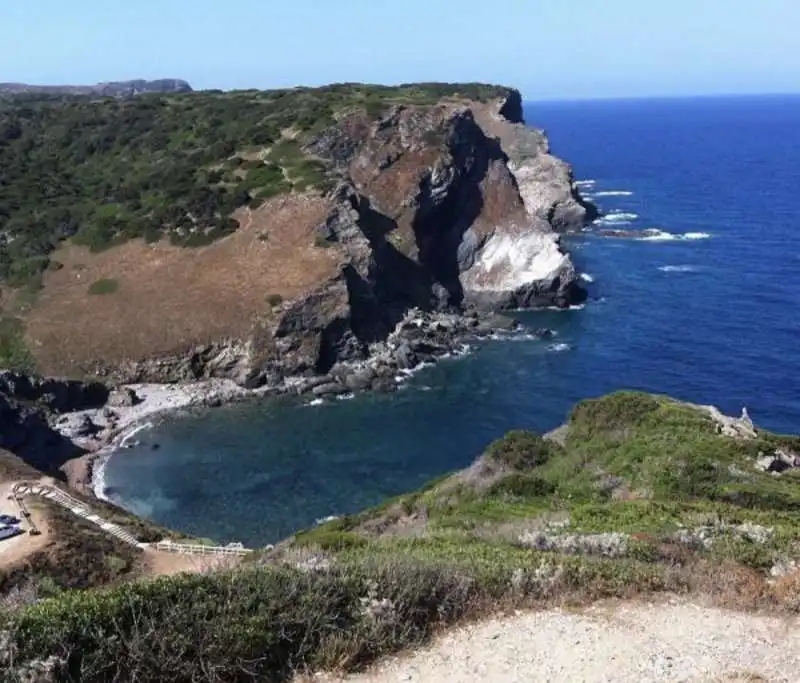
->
xmin=485 ymin=430 xmax=553 ymax=470
xmin=7 ymin=560 xmax=480 ymax=682
xmin=0 ymin=316 xmax=35 ymax=372
xmin=87 ymin=278 xmax=119 ymax=295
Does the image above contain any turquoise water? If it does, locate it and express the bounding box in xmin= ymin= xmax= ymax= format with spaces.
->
xmin=103 ymin=96 xmax=800 ymax=545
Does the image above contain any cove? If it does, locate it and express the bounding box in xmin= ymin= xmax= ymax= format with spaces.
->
xmin=102 ymin=95 xmax=800 ymax=546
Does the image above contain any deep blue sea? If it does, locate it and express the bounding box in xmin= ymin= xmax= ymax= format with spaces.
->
xmin=102 ymin=95 xmax=800 ymax=546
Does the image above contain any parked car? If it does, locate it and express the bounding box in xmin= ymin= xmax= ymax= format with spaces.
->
xmin=0 ymin=527 xmax=22 ymax=542
xmin=0 ymin=514 xmax=20 ymax=525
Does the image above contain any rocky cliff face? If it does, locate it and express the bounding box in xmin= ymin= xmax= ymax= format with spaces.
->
xmin=0 ymin=371 xmax=108 ymax=471
xmin=252 ymin=93 xmax=596 ymax=379
xmin=71 ymin=89 xmax=595 ymax=386
xmin=0 ymin=79 xmax=192 ymax=98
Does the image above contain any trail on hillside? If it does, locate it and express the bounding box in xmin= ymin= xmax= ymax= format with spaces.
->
xmin=309 ymin=599 xmax=800 ymax=683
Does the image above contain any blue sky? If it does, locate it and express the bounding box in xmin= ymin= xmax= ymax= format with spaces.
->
xmin=2 ymin=0 xmax=798 ymax=99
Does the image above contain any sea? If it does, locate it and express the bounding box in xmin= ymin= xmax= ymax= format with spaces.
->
xmin=101 ymin=95 xmax=800 ymax=546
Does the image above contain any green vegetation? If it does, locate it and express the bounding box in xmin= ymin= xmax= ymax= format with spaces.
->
xmin=6 ymin=391 xmax=796 ymax=682
xmin=0 ymin=315 xmax=34 ymax=372
xmin=0 ymin=83 xmax=512 ymax=288
xmin=0 ymin=501 xmax=141 ymax=596
xmin=485 ymin=429 xmax=555 ymax=469
xmin=292 ymin=391 xmax=800 ymax=570
xmin=87 ymin=277 xmax=119 ymax=295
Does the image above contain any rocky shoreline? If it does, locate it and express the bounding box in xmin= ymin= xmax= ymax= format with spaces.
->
xmin=30 ymin=307 xmax=556 ymax=496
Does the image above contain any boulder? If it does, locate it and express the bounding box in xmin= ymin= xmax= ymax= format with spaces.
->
xmin=108 ymin=388 xmax=141 ymax=408
xmin=295 ymin=376 xmax=336 ymax=395
xmin=311 ymin=382 xmax=349 ymax=397
xmin=371 ymin=377 xmax=398 ymax=393
xmin=394 ymin=344 xmax=416 ymax=370
xmin=756 ymin=448 xmax=800 ymax=474
xmin=344 ymin=368 xmax=377 ymax=392
xmin=74 ymin=415 xmax=101 ymax=437
xmin=475 ymin=314 xmax=519 ymax=334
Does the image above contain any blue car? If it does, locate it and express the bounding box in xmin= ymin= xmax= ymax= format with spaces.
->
xmin=0 ymin=514 xmax=20 ymax=525
xmin=0 ymin=527 xmax=22 ymax=542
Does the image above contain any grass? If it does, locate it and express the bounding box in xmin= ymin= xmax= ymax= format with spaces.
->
xmin=87 ymin=278 xmax=119 ymax=295
xmin=291 ymin=391 xmax=800 ymax=570
xmin=5 ymin=391 xmax=800 ymax=681
xmin=0 ymin=316 xmax=34 ymax=372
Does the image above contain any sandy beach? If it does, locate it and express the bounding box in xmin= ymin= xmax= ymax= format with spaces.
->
xmin=53 ymin=379 xmax=256 ymax=493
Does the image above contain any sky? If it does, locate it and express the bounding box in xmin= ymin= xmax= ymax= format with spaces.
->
xmin=1 ymin=0 xmax=798 ymax=100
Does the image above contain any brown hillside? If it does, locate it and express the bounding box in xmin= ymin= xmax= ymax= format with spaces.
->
xmin=24 ymin=195 xmax=337 ymax=377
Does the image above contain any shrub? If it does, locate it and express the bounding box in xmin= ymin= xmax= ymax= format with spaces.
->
xmin=8 ymin=560 xmax=479 ymax=682
xmin=314 ymin=233 xmax=335 ymax=248
xmin=266 ymin=293 xmax=283 ymax=307
xmin=87 ymin=278 xmax=119 ymax=295
xmin=0 ymin=316 xmax=35 ymax=372
xmin=569 ymin=391 xmax=661 ymax=435
xmin=485 ymin=431 xmax=552 ymax=470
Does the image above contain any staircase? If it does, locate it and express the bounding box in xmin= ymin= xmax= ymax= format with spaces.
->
xmin=12 ymin=482 xmax=254 ymax=556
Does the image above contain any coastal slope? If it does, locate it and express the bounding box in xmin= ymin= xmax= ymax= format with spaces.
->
xmin=0 ymin=83 xmax=595 ymax=386
xmin=4 ymin=391 xmax=800 ymax=682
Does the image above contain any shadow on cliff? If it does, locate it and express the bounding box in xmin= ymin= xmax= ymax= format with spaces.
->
xmin=0 ymin=373 xmax=108 ymax=478
xmin=410 ymin=132 xmax=508 ymax=309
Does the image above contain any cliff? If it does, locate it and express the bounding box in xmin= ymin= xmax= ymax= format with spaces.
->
xmin=0 ymin=83 xmax=595 ymax=385
xmin=0 ymin=78 xmax=192 ymax=98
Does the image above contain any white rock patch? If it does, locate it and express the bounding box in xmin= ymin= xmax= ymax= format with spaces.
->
xmin=465 ymin=232 xmax=568 ymax=292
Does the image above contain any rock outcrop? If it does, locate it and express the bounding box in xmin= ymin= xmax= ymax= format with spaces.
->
xmin=0 ymin=371 xmax=107 ymax=472
xmin=249 ymin=93 xmax=596 ymax=382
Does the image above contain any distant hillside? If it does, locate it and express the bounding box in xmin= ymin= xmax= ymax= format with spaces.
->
xmin=0 ymin=78 xmax=192 ymax=98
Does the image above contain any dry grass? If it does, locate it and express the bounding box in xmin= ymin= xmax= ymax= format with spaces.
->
xmin=772 ymin=569 xmax=800 ymax=611
xmin=23 ymin=195 xmax=339 ymax=376
xmin=142 ymin=548 xmax=243 ymax=577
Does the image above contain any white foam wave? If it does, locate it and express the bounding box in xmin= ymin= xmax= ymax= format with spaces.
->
xmin=575 ymin=179 xmax=596 ymax=188
xmin=92 ymin=456 xmax=111 ymax=501
xmin=593 ymin=190 xmax=634 ymax=197
xmin=580 ymin=273 xmax=595 ymax=283
xmin=93 ymin=420 xmax=157 ymax=501
xmin=547 ymin=343 xmax=572 ymax=353
xmin=658 ymin=265 xmax=697 ymax=273
xmin=336 ymin=393 xmax=355 ymax=401
xmin=119 ymin=421 xmax=154 ymax=448
xmin=307 ymin=398 xmax=325 ymax=407
xmin=597 ymin=212 xmax=639 ymax=223
xmin=546 ymin=303 xmax=586 ymax=311
xmin=639 ymin=230 xmax=711 ymax=242
xmin=315 ymin=515 xmax=340 ymax=526
xmin=487 ymin=332 xmax=546 ymax=342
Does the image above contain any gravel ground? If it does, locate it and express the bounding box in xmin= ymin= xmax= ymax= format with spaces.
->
xmin=307 ymin=599 xmax=800 ymax=683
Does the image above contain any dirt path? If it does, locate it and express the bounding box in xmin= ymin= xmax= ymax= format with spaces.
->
xmin=311 ymin=599 xmax=800 ymax=683
xmin=0 ymin=484 xmax=50 ymax=569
